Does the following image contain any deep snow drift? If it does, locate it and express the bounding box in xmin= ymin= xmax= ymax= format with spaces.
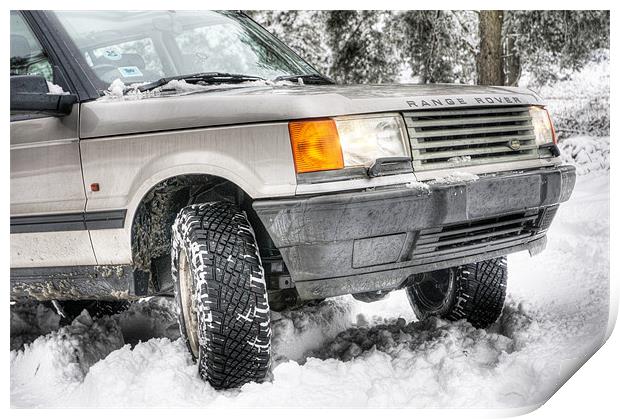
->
xmin=10 ymin=170 xmax=609 ymax=408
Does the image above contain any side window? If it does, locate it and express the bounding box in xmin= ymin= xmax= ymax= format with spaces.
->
xmin=10 ymin=11 xmax=53 ymax=82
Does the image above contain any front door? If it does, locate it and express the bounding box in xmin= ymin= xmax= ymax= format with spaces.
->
xmin=10 ymin=11 xmax=96 ymax=268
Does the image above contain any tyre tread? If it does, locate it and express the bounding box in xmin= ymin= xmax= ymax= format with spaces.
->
xmin=444 ymin=257 xmax=507 ymax=328
xmin=172 ymin=202 xmax=271 ymax=389
xmin=408 ymin=257 xmax=507 ymax=329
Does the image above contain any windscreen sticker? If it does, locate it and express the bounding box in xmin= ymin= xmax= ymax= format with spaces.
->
xmin=102 ymin=47 xmax=122 ymax=61
xmin=118 ymin=66 xmax=143 ymax=78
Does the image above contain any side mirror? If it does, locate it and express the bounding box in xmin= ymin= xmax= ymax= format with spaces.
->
xmin=10 ymin=75 xmax=77 ymax=116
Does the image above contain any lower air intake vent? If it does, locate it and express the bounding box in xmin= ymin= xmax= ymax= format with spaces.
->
xmin=412 ymin=210 xmax=542 ymax=262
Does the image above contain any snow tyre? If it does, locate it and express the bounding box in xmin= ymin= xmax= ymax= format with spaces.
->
xmin=171 ymin=202 xmax=271 ymax=389
xmin=406 ymin=257 xmax=507 ymax=329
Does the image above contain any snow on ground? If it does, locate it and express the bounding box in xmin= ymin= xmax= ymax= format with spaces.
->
xmin=10 ymin=167 xmax=609 ymax=409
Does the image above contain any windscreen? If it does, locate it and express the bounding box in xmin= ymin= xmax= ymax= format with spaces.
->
xmin=52 ymin=10 xmax=317 ymax=87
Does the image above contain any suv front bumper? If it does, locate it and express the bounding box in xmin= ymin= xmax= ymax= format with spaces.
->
xmin=253 ymin=165 xmax=576 ymax=300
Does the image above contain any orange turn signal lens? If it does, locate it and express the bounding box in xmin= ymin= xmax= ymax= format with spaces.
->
xmin=289 ymin=119 xmax=344 ymax=173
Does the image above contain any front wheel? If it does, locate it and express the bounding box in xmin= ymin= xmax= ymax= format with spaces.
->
xmin=171 ymin=202 xmax=271 ymax=389
xmin=406 ymin=257 xmax=507 ymax=329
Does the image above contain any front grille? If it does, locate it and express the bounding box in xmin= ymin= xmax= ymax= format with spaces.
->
xmin=403 ymin=106 xmax=539 ymax=171
xmin=412 ymin=210 xmax=541 ymax=262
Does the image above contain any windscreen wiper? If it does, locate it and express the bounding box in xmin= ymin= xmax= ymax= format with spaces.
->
xmin=136 ymin=72 xmax=267 ymax=92
xmin=273 ymin=73 xmax=335 ymax=85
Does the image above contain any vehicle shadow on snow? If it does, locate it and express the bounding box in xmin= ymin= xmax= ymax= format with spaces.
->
xmin=10 ymin=297 xmax=180 ymax=352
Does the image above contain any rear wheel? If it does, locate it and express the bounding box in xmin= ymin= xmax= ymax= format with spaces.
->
xmin=172 ymin=202 xmax=271 ymax=389
xmin=406 ymin=257 xmax=507 ymax=329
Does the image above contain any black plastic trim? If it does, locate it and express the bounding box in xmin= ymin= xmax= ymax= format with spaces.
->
xmin=294 ymin=236 xmax=546 ymax=300
xmin=296 ymin=158 xmax=415 ymax=185
xmin=10 ymin=213 xmax=86 ymax=233
xmin=10 ymin=264 xmax=145 ymax=300
xmin=253 ymin=165 xmax=576 ymax=288
xmin=11 ymin=209 xmax=126 ymax=233
xmin=84 ymin=210 xmax=127 ymax=230
xmin=297 ymin=167 xmax=368 ymax=184
xmin=367 ymin=157 xmax=412 ymax=177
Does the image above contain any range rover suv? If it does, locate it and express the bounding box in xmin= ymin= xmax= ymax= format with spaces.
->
xmin=10 ymin=10 xmax=575 ymax=389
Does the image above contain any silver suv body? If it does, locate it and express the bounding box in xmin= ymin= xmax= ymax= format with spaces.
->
xmin=10 ymin=10 xmax=575 ymax=388
xmin=10 ymin=10 xmax=574 ymax=303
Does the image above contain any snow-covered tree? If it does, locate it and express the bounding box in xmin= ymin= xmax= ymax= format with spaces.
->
xmin=323 ymin=10 xmax=401 ymax=83
xmin=396 ymin=10 xmax=478 ymax=84
xmin=504 ymin=10 xmax=610 ymax=86
xmin=245 ymin=10 xmax=331 ymax=76
xmin=248 ymin=10 xmax=609 ymax=87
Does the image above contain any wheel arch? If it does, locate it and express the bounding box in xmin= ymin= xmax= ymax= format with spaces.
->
xmin=128 ymin=170 xmax=272 ymax=293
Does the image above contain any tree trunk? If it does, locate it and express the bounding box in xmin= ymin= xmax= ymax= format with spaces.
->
xmin=477 ymin=10 xmax=504 ymax=85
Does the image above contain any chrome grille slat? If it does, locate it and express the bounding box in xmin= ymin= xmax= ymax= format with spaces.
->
xmin=403 ymin=106 xmax=528 ymax=118
xmin=410 ymin=134 xmax=536 ymax=149
xmin=413 ymin=144 xmax=539 ymax=160
xmin=404 ymin=106 xmax=539 ymax=171
xmin=411 ymin=124 xmax=534 ymax=139
xmin=413 ymin=154 xmax=537 ymax=171
xmin=407 ymin=114 xmax=531 ymax=128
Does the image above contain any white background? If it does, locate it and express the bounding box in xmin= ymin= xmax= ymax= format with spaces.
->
xmin=2 ymin=0 xmax=617 ymax=416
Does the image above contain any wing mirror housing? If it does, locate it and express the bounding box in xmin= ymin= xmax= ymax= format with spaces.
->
xmin=10 ymin=75 xmax=77 ymax=116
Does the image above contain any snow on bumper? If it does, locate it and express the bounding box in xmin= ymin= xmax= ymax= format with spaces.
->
xmin=253 ymin=165 xmax=576 ymax=300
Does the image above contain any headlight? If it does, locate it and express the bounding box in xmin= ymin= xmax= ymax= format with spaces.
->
xmin=289 ymin=114 xmax=409 ymax=174
xmin=335 ymin=115 xmax=409 ymax=167
xmin=529 ymin=106 xmax=557 ymax=146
